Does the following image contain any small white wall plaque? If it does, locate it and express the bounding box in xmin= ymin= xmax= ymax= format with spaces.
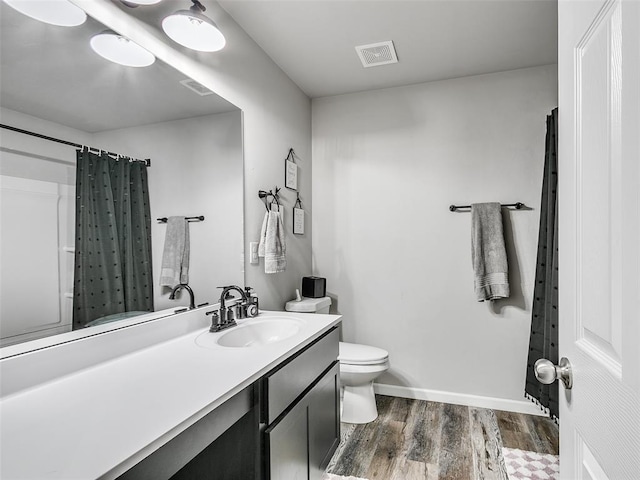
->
xmin=285 ymin=159 xmax=297 ymax=190
xmin=293 ymin=207 xmax=304 ymax=235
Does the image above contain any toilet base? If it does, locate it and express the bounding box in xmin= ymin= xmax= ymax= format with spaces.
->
xmin=341 ymin=383 xmax=378 ymax=424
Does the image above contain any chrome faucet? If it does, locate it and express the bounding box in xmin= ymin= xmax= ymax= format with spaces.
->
xmin=207 ymin=285 xmax=258 ymax=333
xmin=169 ymin=284 xmax=196 ymax=310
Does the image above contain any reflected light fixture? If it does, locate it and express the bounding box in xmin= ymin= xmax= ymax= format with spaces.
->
xmin=90 ymin=30 xmax=156 ymax=68
xmin=3 ymin=0 xmax=87 ymax=27
xmin=162 ymin=0 xmax=226 ymax=52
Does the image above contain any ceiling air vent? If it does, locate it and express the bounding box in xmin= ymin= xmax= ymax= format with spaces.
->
xmin=355 ymin=41 xmax=398 ymax=68
xmin=179 ymin=78 xmax=215 ymax=96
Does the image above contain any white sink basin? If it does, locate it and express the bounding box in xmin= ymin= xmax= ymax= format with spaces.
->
xmin=196 ymin=317 xmax=304 ymax=348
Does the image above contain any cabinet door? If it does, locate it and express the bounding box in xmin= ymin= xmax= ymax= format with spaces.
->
xmin=308 ymin=363 xmax=340 ymax=480
xmin=266 ymin=401 xmax=309 ymax=480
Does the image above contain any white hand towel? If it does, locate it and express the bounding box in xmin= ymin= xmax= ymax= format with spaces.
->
xmin=471 ymin=203 xmax=509 ymax=301
xmin=258 ymin=211 xmax=269 ymax=258
xmin=159 ymin=216 xmax=190 ymax=287
xmin=258 ymin=210 xmax=286 ymax=274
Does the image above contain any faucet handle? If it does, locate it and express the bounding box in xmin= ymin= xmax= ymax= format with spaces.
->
xmin=207 ymin=310 xmax=221 ymax=332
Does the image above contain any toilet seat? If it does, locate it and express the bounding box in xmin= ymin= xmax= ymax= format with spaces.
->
xmin=340 ymin=361 xmax=389 ymax=375
xmin=339 ymin=342 xmax=389 ymax=365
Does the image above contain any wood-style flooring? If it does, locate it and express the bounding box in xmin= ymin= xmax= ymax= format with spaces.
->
xmin=325 ymin=395 xmax=558 ymax=480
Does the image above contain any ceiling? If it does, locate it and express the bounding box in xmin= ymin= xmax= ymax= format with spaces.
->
xmin=0 ymin=2 xmax=237 ymax=133
xmin=217 ymin=0 xmax=558 ymax=98
xmin=0 ymin=0 xmax=558 ymax=130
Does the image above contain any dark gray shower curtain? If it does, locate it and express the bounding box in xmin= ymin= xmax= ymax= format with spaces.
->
xmin=525 ymin=108 xmax=559 ymax=421
xmin=72 ymin=149 xmax=153 ymax=329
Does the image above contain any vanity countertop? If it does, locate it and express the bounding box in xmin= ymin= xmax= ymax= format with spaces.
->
xmin=0 ymin=310 xmax=341 ymax=479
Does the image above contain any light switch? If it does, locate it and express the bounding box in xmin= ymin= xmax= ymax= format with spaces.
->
xmin=249 ymin=242 xmax=259 ymax=264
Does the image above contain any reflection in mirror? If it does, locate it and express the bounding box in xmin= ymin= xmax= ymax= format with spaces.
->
xmin=0 ymin=3 xmax=244 ymax=349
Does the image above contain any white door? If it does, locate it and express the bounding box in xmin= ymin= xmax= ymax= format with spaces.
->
xmin=558 ymin=0 xmax=640 ymax=478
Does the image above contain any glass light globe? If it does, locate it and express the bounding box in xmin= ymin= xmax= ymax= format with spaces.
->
xmin=3 ymin=0 xmax=87 ymax=27
xmin=121 ymin=0 xmax=162 ymax=5
xmin=162 ymin=8 xmax=225 ymax=52
xmin=90 ymin=31 xmax=155 ymax=68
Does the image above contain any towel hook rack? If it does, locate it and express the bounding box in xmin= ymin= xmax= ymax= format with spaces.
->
xmin=449 ymin=202 xmax=525 ymax=212
xmin=258 ymin=187 xmax=281 ymax=212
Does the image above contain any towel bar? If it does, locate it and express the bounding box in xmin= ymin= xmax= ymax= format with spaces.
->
xmin=449 ymin=202 xmax=525 ymax=212
xmin=157 ymin=216 xmax=204 ymax=223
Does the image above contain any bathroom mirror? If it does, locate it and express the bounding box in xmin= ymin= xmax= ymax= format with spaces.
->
xmin=0 ymin=3 xmax=244 ymax=350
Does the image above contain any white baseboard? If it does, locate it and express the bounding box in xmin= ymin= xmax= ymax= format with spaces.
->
xmin=373 ymin=383 xmax=546 ymax=417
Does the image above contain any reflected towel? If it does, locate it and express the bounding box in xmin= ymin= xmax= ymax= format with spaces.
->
xmin=159 ymin=216 xmax=190 ymax=286
xmin=471 ymin=203 xmax=509 ymax=301
xmin=258 ymin=210 xmax=286 ymax=274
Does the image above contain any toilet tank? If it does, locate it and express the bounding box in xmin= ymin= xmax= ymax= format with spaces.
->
xmin=285 ymin=296 xmax=332 ymax=314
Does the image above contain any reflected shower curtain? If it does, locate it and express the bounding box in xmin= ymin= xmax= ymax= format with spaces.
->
xmin=525 ymin=108 xmax=559 ymax=421
xmin=72 ymin=149 xmax=153 ymax=329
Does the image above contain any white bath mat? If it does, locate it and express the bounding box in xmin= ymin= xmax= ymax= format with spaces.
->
xmin=323 ymin=474 xmax=369 ymax=480
xmin=502 ymin=447 xmax=559 ymax=480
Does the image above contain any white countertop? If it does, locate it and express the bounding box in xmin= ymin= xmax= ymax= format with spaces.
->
xmin=0 ymin=310 xmax=341 ymax=479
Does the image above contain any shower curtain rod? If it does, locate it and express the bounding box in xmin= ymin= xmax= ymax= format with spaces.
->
xmin=0 ymin=123 xmax=151 ymax=166
xmin=449 ymin=202 xmax=525 ymax=211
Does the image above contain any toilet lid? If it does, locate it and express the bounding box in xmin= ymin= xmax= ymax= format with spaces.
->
xmin=285 ymin=296 xmax=332 ymax=313
xmin=339 ymin=342 xmax=388 ymax=365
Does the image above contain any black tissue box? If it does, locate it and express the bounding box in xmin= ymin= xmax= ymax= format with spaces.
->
xmin=302 ymin=276 xmax=326 ymax=298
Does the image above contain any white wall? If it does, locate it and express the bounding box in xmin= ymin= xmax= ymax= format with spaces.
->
xmin=312 ymin=65 xmax=558 ymax=408
xmin=76 ymin=0 xmax=313 ymax=310
xmin=94 ymin=112 xmax=243 ymax=310
xmin=0 ymin=108 xmax=91 ymax=178
xmin=0 ymin=108 xmax=87 ymax=343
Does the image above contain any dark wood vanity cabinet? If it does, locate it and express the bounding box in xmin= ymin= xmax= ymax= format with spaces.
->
xmin=262 ymin=327 xmax=341 ymax=480
xmin=118 ymin=384 xmax=259 ymax=480
xmin=118 ymin=326 xmax=340 ymax=480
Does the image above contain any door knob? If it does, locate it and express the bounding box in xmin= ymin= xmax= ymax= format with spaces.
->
xmin=534 ymin=357 xmax=573 ymax=389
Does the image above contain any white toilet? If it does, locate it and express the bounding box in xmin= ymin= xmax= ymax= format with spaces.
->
xmin=285 ymin=296 xmax=389 ymax=424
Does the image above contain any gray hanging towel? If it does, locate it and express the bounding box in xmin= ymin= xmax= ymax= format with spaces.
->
xmin=258 ymin=210 xmax=286 ymax=274
xmin=159 ymin=216 xmax=190 ymax=286
xmin=471 ymin=203 xmax=510 ymax=301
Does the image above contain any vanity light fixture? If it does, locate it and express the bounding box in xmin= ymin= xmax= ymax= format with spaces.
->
xmin=90 ymin=30 xmax=156 ymax=68
xmin=162 ymin=0 xmax=226 ymax=52
xmin=2 ymin=0 xmax=86 ymax=27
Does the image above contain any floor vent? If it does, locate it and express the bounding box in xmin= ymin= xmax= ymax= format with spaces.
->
xmin=179 ymin=79 xmax=215 ymax=96
xmin=355 ymin=41 xmax=398 ymax=68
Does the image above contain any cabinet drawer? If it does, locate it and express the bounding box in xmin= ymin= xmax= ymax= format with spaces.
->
xmin=263 ymin=327 xmax=339 ymax=424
